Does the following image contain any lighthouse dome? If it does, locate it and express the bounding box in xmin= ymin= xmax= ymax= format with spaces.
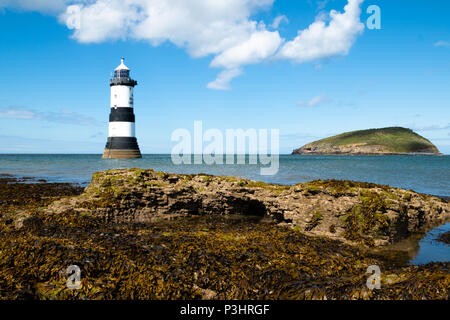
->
xmin=114 ymin=58 xmax=130 ymax=78
xmin=115 ymin=58 xmax=129 ymax=71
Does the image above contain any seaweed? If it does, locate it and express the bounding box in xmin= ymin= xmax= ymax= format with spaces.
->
xmin=305 ymin=211 xmax=323 ymax=231
xmin=342 ymin=191 xmax=392 ymax=246
xmin=0 ymin=175 xmax=448 ymax=300
xmin=437 ymin=231 xmax=450 ymax=245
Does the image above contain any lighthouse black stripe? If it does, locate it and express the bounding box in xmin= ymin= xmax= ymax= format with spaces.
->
xmin=110 ymin=78 xmax=137 ymax=87
xmin=109 ymin=108 xmax=135 ymax=122
xmin=105 ymin=137 xmax=140 ymax=150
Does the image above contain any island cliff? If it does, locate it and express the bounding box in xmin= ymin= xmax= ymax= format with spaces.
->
xmin=292 ymin=127 xmax=441 ymax=155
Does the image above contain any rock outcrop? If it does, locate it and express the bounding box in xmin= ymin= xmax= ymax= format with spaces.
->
xmin=47 ymin=169 xmax=450 ymax=247
xmin=294 ymin=143 xmax=395 ymax=155
xmin=2 ymin=173 xmax=449 ymax=300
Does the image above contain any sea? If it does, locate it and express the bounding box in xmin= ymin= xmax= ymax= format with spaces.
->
xmin=0 ymin=154 xmax=449 ymax=196
xmin=0 ymin=154 xmax=449 ymax=264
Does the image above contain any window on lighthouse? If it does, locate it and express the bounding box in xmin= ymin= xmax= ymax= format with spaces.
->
xmin=115 ymin=70 xmax=129 ymax=78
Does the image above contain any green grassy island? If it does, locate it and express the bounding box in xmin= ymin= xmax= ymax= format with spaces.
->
xmin=292 ymin=127 xmax=441 ymax=155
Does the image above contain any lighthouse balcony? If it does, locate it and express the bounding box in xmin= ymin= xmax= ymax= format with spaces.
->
xmin=110 ymin=78 xmax=138 ymax=87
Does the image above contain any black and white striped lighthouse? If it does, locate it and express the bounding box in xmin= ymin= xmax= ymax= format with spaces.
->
xmin=102 ymin=58 xmax=142 ymax=159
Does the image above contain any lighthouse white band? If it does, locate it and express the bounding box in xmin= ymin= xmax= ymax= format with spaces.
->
xmin=108 ymin=122 xmax=135 ymax=137
xmin=111 ymin=85 xmax=134 ymax=108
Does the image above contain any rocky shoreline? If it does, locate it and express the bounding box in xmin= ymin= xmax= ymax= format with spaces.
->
xmin=0 ymin=171 xmax=449 ymax=300
xmin=292 ymin=144 xmax=442 ymax=156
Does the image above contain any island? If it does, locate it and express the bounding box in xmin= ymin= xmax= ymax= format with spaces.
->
xmin=292 ymin=127 xmax=441 ymax=155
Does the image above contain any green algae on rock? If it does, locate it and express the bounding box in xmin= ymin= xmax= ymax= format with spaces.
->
xmin=47 ymin=169 xmax=450 ymax=247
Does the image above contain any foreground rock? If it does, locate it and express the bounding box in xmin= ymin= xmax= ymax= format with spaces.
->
xmin=48 ymin=169 xmax=450 ymax=247
xmin=1 ymin=174 xmax=449 ymax=300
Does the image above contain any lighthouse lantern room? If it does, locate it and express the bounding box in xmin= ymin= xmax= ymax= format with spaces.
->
xmin=102 ymin=58 xmax=142 ymax=159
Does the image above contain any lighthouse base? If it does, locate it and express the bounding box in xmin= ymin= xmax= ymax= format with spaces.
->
xmin=102 ymin=137 xmax=142 ymax=159
xmin=102 ymin=149 xmax=142 ymax=159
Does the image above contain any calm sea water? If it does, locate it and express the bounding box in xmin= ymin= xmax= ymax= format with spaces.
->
xmin=409 ymin=223 xmax=450 ymax=265
xmin=1 ymin=154 xmax=448 ymax=264
xmin=0 ymin=154 xmax=448 ymax=196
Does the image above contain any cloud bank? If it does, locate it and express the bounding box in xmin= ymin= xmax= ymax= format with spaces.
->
xmin=269 ymin=15 xmax=288 ymax=29
xmin=0 ymin=106 xmax=103 ymax=127
xmin=434 ymin=41 xmax=450 ymax=48
xmin=409 ymin=123 xmax=450 ymax=132
xmin=277 ymin=0 xmax=364 ymax=63
xmin=297 ymin=95 xmax=331 ymax=107
xmin=2 ymin=0 xmax=365 ymax=90
xmin=0 ymin=0 xmax=67 ymax=13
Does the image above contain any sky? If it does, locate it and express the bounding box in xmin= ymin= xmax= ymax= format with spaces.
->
xmin=0 ymin=0 xmax=449 ymax=154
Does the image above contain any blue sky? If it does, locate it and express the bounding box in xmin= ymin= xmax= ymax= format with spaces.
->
xmin=0 ymin=0 xmax=449 ymax=154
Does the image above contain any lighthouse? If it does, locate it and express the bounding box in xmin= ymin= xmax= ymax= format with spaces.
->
xmin=102 ymin=58 xmax=142 ymax=159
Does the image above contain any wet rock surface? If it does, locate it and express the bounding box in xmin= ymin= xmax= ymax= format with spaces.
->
xmin=0 ymin=172 xmax=449 ymax=300
xmin=48 ymin=169 xmax=450 ymax=247
xmin=437 ymin=231 xmax=450 ymax=245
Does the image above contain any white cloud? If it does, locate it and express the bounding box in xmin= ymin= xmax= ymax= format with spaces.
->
xmin=297 ymin=95 xmax=331 ymax=107
xmin=210 ymin=29 xmax=283 ymax=69
xmin=0 ymin=0 xmax=69 ymax=13
xmin=269 ymin=15 xmax=288 ymax=29
xmin=61 ymin=0 xmax=275 ymax=54
xmin=60 ymin=1 xmax=145 ymax=43
xmin=0 ymin=106 xmax=103 ymax=126
xmin=207 ymin=68 xmax=243 ymax=91
xmin=2 ymin=0 xmax=365 ymax=90
xmin=434 ymin=41 xmax=450 ymax=47
xmin=408 ymin=123 xmax=450 ymax=131
xmin=0 ymin=134 xmax=105 ymax=153
xmin=0 ymin=108 xmax=35 ymax=119
xmin=277 ymin=0 xmax=364 ymax=63
xmin=316 ymin=0 xmax=330 ymax=11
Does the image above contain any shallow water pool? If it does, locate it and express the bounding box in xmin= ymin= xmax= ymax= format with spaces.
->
xmin=409 ymin=223 xmax=450 ymax=265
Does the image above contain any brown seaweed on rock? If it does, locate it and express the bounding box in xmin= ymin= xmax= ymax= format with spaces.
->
xmin=0 ymin=173 xmax=449 ymax=300
xmin=437 ymin=231 xmax=450 ymax=245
